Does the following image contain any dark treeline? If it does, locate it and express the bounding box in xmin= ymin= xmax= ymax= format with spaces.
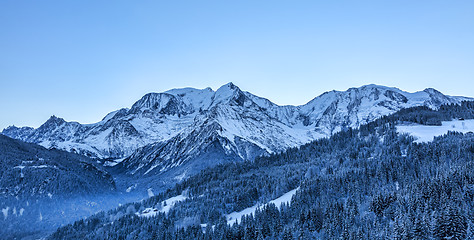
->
xmin=50 ymin=101 xmax=474 ymax=239
xmin=363 ymin=100 xmax=474 ymax=126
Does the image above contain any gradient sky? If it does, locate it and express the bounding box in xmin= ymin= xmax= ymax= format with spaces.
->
xmin=1 ymin=0 xmax=474 ymax=130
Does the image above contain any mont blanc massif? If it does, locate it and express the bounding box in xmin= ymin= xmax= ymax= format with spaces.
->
xmin=2 ymin=83 xmax=474 ymax=239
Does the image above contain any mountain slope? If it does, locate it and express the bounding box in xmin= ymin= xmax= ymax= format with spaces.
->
xmin=0 ymin=134 xmax=116 ymax=199
xmin=0 ymin=135 xmax=121 ymax=239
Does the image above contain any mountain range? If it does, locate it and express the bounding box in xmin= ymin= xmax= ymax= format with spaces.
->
xmin=2 ymin=83 xmax=474 ymax=239
xmin=3 ymin=83 xmax=471 ymax=181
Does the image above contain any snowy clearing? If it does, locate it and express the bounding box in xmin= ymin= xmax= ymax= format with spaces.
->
xmin=147 ymin=188 xmax=154 ymax=197
xmin=136 ymin=194 xmax=188 ymax=218
xmin=396 ymin=119 xmax=474 ymax=143
xmin=226 ymin=188 xmax=299 ymax=226
xmin=126 ymin=184 xmax=137 ymax=193
xmin=2 ymin=207 xmax=9 ymax=220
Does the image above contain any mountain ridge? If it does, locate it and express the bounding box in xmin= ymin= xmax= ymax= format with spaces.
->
xmin=3 ymin=83 xmax=471 ymax=167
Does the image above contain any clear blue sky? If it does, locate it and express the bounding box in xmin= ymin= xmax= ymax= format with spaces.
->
xmin=1 ymin=0 xmax=473 ymax=130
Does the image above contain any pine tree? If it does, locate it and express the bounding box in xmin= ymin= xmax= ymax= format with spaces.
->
xmin=434 ymin=205 xmax=468 ymax=240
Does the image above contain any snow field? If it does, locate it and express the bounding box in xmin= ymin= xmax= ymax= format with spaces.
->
xmin=397 ymin=119 xmax=474 ymax=143
xmin=136 ymin=194 xmax=188 ymax=218
xmin=226 ymin=188 xmax=299 ymax=225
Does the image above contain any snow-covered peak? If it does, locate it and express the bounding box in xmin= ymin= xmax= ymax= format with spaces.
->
xmin=215 ymin=82 xmax=238 ymax=97
xmin=212 ymin=82 xmax=249 ymax=106
xmin=165 ymin=86 xmax=214 ymax=96
xmin=130 ymin=92 xmax=171 ymax=110
xmin=423 ymin=88 xmax=443 ymax=95
xmin=130 ymin=84 xmax=244 ymax=116
xmin=1 ymin=126 xmax=34 ymax=141
xmin=165 ymin=87 xmax=214 ymax=111
xmin=129 ymin=92 xmax=185 ymax=115
xmin=42 ymin=115 xmax=66 ymax=128
xmin=219 ymin=82 xmax=238 ymax=90
xmin=2 ymin=125 xmax=34 ymax=133
xmin=358 ymin=84 xmax=403 ymax=91
xmin=298 ymin=84 xmax=471 ymax=134
xmin=129 ymin=83 xmax=257 ymax=115
xmin=301 ymin=84 xmax=453 ymax=111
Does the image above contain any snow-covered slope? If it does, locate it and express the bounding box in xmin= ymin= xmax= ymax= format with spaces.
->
xmin=136 ymin=194 xmax=188 ymax=218
xmin=397 ymin=119 xmax=474 ymax=143
xmin=3 ymin=83 xmax=471 ymax=178
xmin=226 ymin=188 xmax=299 ymax=226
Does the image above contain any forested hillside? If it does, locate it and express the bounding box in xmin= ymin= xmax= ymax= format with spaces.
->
xmin=50 ymin=102 xmax=474 ymax=239
xmin=0 ymin=134 xmax=117 ymax=239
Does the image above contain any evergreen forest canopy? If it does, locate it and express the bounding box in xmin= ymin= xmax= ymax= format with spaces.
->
xmin=50 ymin=101 xmax=474 ymax=239
xmin=0 ymin=134 xmax=119 ymax=239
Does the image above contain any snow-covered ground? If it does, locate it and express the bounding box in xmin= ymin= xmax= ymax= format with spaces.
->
xmin=103 ymin=158 xmax=125 ymax=167
xmin=2 ymin=207 xmax=9 ymax=220
xmin=125 ymin=184 xmax=137 ymax=193
xmin=397 ymin=119 xmax=474 ymax=143
xmin=147 ymin=188 xmax=154 ymax=197
xmin=136 ymin=194 xmax=187 ymax=218
xmin=226 ymin=188 xmax=299 ymax=226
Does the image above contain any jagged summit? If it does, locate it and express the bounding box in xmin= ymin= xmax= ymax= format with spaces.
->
xmin=213 ymin=82 xmax=249 ymax=106
xmin=214 ymin=82 xmax=239 ymax=98
xmin=423 ymin=87 xmax=443 ymax=94
xmin=217 ymin=82 xmax=239 ymax=92
xmin=44 ymin=115 xmax=66 ymax=125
